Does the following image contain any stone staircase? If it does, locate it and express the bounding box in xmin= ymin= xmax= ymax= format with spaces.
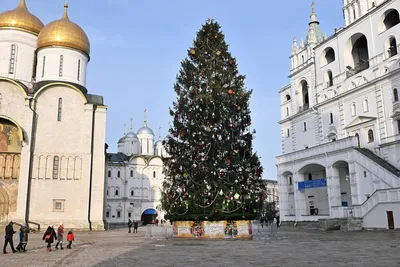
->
xmin=354 ymin=148 xmax=400 ymax=188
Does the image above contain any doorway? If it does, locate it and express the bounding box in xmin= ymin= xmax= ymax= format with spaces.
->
xmin=387 ymin=211 xmax=395 ymax=229
xmin=141 ymin=208 xmax=157 ymax=225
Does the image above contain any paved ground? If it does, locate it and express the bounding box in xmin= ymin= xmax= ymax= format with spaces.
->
xmin=0 ymin=225 xmax=399 ymax=267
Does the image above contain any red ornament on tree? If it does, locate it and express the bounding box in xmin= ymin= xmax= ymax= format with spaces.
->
xmin=225 ymin=157 xmax=231 ymax=163
xmin=169 ymin=195 xmax=173 ymax=199
xmin=173 ymin=132 xmax=178 ymax=137
xmin=244 ymin=208 xmax=248 ymax=212
xmin=229 ymin=60 xmax=234 ymax=65
xmin=220 ymin=170 xmax=225 ymax=176
xmin=228 ymin=89 xmax=234 ymax=95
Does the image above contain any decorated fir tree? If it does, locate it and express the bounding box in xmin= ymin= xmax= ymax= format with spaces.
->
xmin=161 ymin=19 xmax=265 ymax=221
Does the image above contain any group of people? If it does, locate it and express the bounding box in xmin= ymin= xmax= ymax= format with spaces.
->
xmin=127 ymin=219 xmax=139 ymax=233
xmin=3 ymin=221 xmax=75 ymax=254
xmin=3 ymin=221 xmax=28 ymax=254
xmin=42 ymin=223 xmax=75 ymax=252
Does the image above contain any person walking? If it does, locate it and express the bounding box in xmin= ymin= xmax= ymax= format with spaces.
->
xmin=42 ymin=225 xmax=57 ymax=252
xmin=66 ymin=230 xmax=74 ymax=249
xmin=55 ymin=223 xmax=64 ymax=250
xmin=133 ymin=221 xmax=138 ymax=233
xmin=128 ymin=219 xmax=133 ymax=233
xmin=270 ymin=217 xmax=278 ymax=236
xmin=3 ymin=221 xmax=16 ymax=254
xmin=16 ymin=226 xmax=25 ymax=252
xmin=21 ymin=223 xmax=29 ymax=252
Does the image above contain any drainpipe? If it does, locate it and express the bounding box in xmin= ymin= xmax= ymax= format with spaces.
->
xmin=88 ymin=104 xmax=97 ymax=231
xmin=25 ymin=97 xmax=37 ymax=224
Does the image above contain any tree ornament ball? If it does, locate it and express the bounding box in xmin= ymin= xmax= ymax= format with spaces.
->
xmin=216 ymin=50 xmax=221 ymax=56
xmin=190 ymin=49 xmax=196 ymax=55
xmin=229 ymin=60 xmax=234 ymax=65
xmin=228 ymin=89 xmax=234 ymax=95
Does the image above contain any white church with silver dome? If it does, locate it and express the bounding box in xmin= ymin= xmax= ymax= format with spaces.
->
xmin=0 ymin=0 xmax=107 ymax=230
xmin=105 ymin=112 xmax=167 ymax=225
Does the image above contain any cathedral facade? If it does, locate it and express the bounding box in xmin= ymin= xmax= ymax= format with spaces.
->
xmin=105 ymin=116 xmax=166 ymax=225
xmin=277 ymin=1 xmax=400 ymax=229
xmin=0 ymin=1 xmax=106 ymax=230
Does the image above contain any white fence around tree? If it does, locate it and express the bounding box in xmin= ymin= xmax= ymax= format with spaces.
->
xmin=144 ymin=220 xmax=271 ymax=239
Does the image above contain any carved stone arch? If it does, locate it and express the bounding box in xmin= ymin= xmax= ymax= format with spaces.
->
xmin=106 ymin=205 xmax=112 ymax=211
xmin=116 ymin=205 xmax=123 ymax=212
xmin=0 ymin=188 xmax=10 ymax=221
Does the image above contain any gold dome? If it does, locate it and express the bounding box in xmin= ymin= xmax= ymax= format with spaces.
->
xmin=0 ymin=0 xmax=44 ymax=35
xmin=37 ymin=4 xmax=90 ymax=56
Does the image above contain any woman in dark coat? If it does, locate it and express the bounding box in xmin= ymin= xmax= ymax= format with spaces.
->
xmin=42 ymin=225 xmax=57 ymax=252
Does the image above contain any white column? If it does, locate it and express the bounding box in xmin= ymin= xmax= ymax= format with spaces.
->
xmin=278 ymin=174 xmax=289 ymax=220
xmin=293 ymin=172 xmax=307 ymax=220
xmin=328 ymin=166 xmax=342 ymax=208
xmin=349 ymin=162 xmax=360 ymax=205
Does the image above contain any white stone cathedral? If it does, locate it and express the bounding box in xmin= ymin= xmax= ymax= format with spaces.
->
xmin=0 ymin=1 xmax=106 ymax=230
xmin=105 ymin=114 xmax=167 ymax=225
xmin=277 ymin=1 xmax=400 ymax=230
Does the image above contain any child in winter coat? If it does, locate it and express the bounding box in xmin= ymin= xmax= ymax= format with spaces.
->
xmin=16 ymin=227 xmax=24 ymax=252
xmin=66 ymin=230 xmax=74 ymax=249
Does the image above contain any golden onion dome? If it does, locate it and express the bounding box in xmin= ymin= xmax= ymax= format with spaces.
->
xmin=0 ymin=0 xmax=44 ymax=35
xmin=37 ymin=4 xmax=90 ymax=56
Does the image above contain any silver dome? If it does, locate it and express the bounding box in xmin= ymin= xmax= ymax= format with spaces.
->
xmin=137 ymin=127 xmax=154 ymax=135
xmin=118 ymin=137 xmax=125 ymax=144
xmin=125 ymin=132 xmax=138 ymax=139
xmin=155 ymin=140 xmax=163 ymax=146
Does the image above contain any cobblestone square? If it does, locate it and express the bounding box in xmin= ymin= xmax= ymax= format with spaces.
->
xmin=0 ymin=226 xmax=399 ymax=267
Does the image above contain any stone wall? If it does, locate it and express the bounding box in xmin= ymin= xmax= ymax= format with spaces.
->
xmin=319 ymin=218 xmax=363 ymax=231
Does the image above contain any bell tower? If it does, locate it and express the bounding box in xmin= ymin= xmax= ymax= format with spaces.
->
xmin=343 ymin=0 xmax=372 ymax=26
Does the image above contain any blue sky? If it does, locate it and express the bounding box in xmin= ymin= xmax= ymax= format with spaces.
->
xmin=2 ymin=0 xmax=344 ymax=179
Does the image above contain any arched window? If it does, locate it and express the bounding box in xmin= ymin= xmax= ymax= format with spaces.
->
xmin=77 ymin=60 xmax=81 ymax=80
xmin=57 ymin=98 xmax=62 ymax=121
xmin=368 ymin=129 xmax=374 ymax=142
xmin=397 ymin=120 xmax=400 ymax=134
xmin=327 ymin=70 xmax=333 ymax=87
xmin=130 ymin=170 xmax=133 ymax=177
xmin=117 ymin=171 xmax=120 ymax=178
xmin=115 ymin=189 xmax=119 ymax=196
xmin=363 ymin=99 xmax=369 ymax=112
xmin=351 ymin=103 xmax=357 ymax=116
xmin=330 ymin=113 xmax=334 ymax=124
xmin=286 ymin=94 xmax=291 ymax=101
xmin=308 ymin=173 xmax=312 ymax=181
xmin=153 ymin=171 xmax=156 ymax=178
xmin=108 ymin=170 xmax=111 ymax=177
xmin=388 ymin=37 xmax=397 ymax=57
xmin=300 ymin=80 xmax=309 ymax=110
xmin=383 ymin=9 xmax=400 ymax=31
xmin=53 ymin=156 xmax=59 ymax=179
xmin=394 ymin=88 xmax=399 ymax=102
xmin=130 ymin=190 xmax=134 ymax=196
xmin=350 ymin=34 xmax=369 ymax=71
xmin=42 ymin=56 xmax=46 ymax=77
xmin=289 ymin=176 xmax=292 ymax=185
xmin=9 ymin=44 xmax=16 ymax=74
xmin=325 ymin=48 xmax=335 ymax=64
xmin=59 ymin=55 xmax=64 ymax=77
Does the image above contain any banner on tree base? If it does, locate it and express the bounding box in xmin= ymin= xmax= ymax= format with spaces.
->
xmin=173 ymin=220 xmax=252 ymax=239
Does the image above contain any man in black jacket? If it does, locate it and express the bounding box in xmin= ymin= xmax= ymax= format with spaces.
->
xmin=3 ymin=221 xmax=16 ymax=254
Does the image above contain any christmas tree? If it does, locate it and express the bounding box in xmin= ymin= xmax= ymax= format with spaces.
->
xmin=161 ymin=19 xmax=265 ymax=221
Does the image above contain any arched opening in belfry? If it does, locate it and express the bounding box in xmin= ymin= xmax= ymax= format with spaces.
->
xmin=383 ymin=9 xmax=400 ymax=31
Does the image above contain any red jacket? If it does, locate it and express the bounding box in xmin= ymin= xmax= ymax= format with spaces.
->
xmin=67 ymin=233 xmax=74 ymax=241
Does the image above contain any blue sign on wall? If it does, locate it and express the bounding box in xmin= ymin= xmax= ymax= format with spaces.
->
xmin=298 ymin=178 xmax=327 ymax=190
